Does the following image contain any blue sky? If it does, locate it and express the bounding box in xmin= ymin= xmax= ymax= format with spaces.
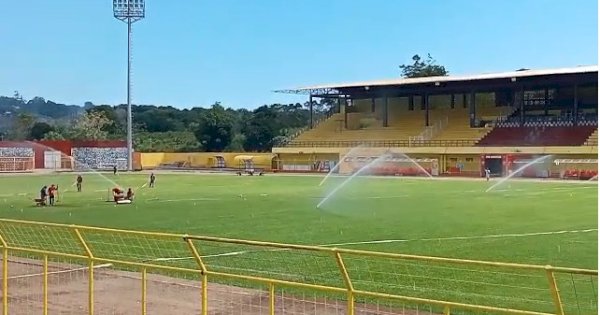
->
xmin=0 ymin=0 xmax=597 ymax=109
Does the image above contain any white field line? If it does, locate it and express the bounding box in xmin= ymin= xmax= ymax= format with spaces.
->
xmin=149 ymin=228 xmax=598 ymax=262
xmin=489 ymin=186 xmax=596 ymax=193
xmin=7 ymin=263 xmax=113 ymax=280
xmin=365 ymin=195 xmax=409 ymax=199
xmin=321 ymin=228 xmax=598 ymax=247
xmin=150 ymin=198 xmax=221 ymax=203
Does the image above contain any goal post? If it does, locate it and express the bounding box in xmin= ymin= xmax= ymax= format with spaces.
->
xmin=0 ymin=157 xmax=35 ymax=172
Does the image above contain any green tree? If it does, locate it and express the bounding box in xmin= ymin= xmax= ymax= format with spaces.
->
xmin=9 ymin=113 xmax=35 ymax=140
xmin=399 ymin=54 xmax=448 ymax=78
xmin=42 ymin=130 xmax=66 ymax=141
xmin=69 ymin=111 xmax=112 ymax=140
xmin=194 ymin=103 xmax=234 ymax=152
xmin=28 ymin=122 xmax=54 ymax=140
xmin=242 ymin=105 xmax=279 ymax=152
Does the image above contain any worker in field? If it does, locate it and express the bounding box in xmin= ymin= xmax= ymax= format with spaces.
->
xmin=113 ymin=165 xmax=118 ymax=175
xmin=39 ymin=185 xmax=48 ymax=206
xmin=48 ymin=184 xmax=57 ymax=206
xmin=149 ymin=173 xmax=156 ymax=188
xmin=76 ymin=174 xmax=83 ymax=192
xmin=112 ymin=187 xmax=124 ymax=203
xmin=126 ymin=188 xmax=135 ymax=201
xmin=485 ymin=168 xmax=491 ymax=181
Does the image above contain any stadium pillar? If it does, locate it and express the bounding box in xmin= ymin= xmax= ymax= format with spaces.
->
xmin=424 ymin=94 xmax=430 ymax=126
xmin=309 ymin=95 xmax=313 ymax=129
xmin=371 ymin=98 xmax=375 ymax=113
xmin=450 ymin=94 xmax=455 ymax=109
xmin=408 ymin=96 xmax=414 ymax=111
xmin=383 ymin=96 xmax=389 ymax=127
xmin=469 ymin=91 xmax=476 ymax=127
xmin=462 ymin=94 xmax=467 ymax=109
xmin=573 ymin=85 xmax=578 ymax=126
xmin=519 ymin=87 xmax=525 ymax=126
xmin=544 ymin=88 xmax=549 ymax=116
xmin=343 ymin=97 xmax=348 ymax=129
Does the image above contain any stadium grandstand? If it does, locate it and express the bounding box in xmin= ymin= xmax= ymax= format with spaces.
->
xmin=273 ymin=65 xmax=598 ymax=178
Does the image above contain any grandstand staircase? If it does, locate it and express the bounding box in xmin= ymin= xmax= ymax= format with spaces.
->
xmin=584 ymin=129 xmax=598 ymax=146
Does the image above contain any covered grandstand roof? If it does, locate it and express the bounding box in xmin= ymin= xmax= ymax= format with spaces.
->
xmin=276 ymin=65 xmax=598 ymax=95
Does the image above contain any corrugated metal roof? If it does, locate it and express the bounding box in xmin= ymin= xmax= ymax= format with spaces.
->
xmin=288 ymin=65 xmax=598 ymax=92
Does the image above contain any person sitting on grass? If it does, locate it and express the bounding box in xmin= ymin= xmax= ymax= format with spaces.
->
xmin=126 ymin=188 xmax=135 ymax=201
xmin=112 ymin=187 xmax=124 ymax=203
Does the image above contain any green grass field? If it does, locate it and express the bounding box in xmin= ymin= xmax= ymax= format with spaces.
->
xmin=0 ymin=172 xmax=597 ymax=313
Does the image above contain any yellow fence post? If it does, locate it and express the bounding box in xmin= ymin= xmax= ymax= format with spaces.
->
xmin=141 ymin=267 xmax=147 ymax=315
xmin=0 ymin=232 xmax=8 ymax=315
xmin=545 ymin=267 xmax=565 ymax=315
xmin=73 ymin=228 xmax=95 ymax=315
xmin=269 ymin=282 xmax=275 ymax=315
xmin=184 ymin=237 xmax=208 ymax=315
xmin=334 ymin=252 xmax=355 ymax=315
xmin=43 ymin=255 xmax=48 ymax=315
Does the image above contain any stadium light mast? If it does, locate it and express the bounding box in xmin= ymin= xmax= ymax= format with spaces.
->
xmin=113 ymin=0 xmax=145 ymax=171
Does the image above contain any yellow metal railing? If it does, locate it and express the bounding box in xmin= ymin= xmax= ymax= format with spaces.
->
xmin=0 ymin=218 xmax=596 ymax=315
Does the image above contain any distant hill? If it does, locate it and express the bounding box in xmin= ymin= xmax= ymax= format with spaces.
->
xmin=0 ymin=96 xmax=84 ymax=138
xmin=0 ymin=96 xmax=83 ymax=120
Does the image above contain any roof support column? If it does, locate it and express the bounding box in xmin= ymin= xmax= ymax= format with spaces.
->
xmin=383 ymin=96 xmax=389 ymax=127
xmin=309 ymin=95 xmax=314 ymax=129
xmin=408 ymin=96 xmax=414 ymax=111
xmin=469 ymin=91 xmax=476 ymax=127
xmin=573 ymin=85 xmax=578 ymax=126
xmin=463 ymin=94 xmax=467 ymax=109
xmin=544 ymin=88 xmax=549 ymax=116
xmin=424 ymin=94 xmax=430 ymax=127
xmin=343 ymin=97 xmax=348 ymax=129
xmin=450 ymin=94 xmax=455 ymax=109
xmin=371 ymin=98 xmax=375 ymax=113
xmin=519 ymin=86 xmax=525 ymax=127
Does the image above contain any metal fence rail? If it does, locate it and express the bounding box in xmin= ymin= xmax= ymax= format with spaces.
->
xmin=0 ymin=219 xmax=596 ymax=315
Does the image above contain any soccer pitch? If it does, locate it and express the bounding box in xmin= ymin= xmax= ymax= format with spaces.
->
xmin=0 ymin=172 xmax=597 ymax=313
xmin=0 ymin=172 xmax=596 ymax=267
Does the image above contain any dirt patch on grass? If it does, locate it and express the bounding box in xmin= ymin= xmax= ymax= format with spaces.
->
xmin=2 ymin=256 xmax=433 ymax=315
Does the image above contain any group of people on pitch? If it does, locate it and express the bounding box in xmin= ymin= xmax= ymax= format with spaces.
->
xmin=112 ymin=187 xmax=135 ymax=204
xmin=38 ymin=184 xmax=59 ymax=206
xmin=111 ymin=172 xmax=156 ymax=204
xmin=37 ymin=173 xmax=156 ymax=206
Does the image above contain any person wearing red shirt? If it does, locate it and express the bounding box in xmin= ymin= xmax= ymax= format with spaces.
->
xmin=112 ymin=187 xmax=124 ymax=203
xmin=48 ymin=184 xmax=57 ymax=206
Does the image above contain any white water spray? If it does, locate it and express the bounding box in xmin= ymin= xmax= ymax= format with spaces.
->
xmin=392 ymin=152 xmax=434 ymax=178
xmin=25 ymin=141 xmax=121 ymax=188
xmin=317 ymin=153 xmax=391 ymax=209
xmin=485 ymin=155 xmax=552 ymax=193
xmin=319 ymin=146 xmax=363 ymax=186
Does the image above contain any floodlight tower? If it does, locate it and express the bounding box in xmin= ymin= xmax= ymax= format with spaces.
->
xmin=113 ymin=0 xmax=145 ymax=171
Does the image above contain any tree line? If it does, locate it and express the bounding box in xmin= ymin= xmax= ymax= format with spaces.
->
xmin=0 ymin=96 xmax=333 ymax=152
xmin=0 ymin=54 xmax=446 ymax=152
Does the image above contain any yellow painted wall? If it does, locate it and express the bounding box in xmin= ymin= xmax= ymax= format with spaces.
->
xmin=140 ymin=152 xmax=275 ymax=170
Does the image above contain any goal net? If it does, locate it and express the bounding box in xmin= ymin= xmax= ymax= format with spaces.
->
xmin=0 ymin=157 xmax=35 ymax=172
